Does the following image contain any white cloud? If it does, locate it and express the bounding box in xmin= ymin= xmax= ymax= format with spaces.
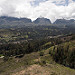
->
xmin=0 ymin=0 xmax=75 ymax=22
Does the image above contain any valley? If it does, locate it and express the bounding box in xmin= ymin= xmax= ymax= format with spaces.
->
xmin=0 ymin=16 xmax=75 ymax=75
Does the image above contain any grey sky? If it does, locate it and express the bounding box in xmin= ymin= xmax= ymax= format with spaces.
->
xmin=0 ymin=0 xmax=75 ymax=22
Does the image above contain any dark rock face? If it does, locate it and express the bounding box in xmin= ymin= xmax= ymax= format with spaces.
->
xmin=0 ymin=16 xmax=75 ymax=28
xmin=33 ymin=17 xmax=51 ymax=25
xmin=54 ymin=19 xmax=75 ymax=25
xmin=0 ymin=16 xmax=51 ymax=28
xmin=0 ymin=16 xmax=32 ymax=25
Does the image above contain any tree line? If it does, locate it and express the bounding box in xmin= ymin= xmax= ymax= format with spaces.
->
xmin=50 ymin=45 xmax=75 ymax=69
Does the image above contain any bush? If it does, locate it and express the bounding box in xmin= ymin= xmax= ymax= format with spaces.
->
xmin=51 ymin=72 xmax=57 ymax=75
xmin=39 ymin=51 xmax=44 ymax=56
xmin=3 ymin=56 xmax=9 ymax=62
xmin=49 ymin=50 xmax=51 ymax=54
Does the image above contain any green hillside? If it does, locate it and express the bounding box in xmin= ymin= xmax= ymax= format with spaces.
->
xmin=0 ymin=39 xmax=75 ymax=75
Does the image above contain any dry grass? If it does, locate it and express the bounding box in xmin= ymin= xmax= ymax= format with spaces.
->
xmin=12 ymin=63 xmax=75 ymax=75
xmin=0 ymin=42 xmax=75 ymax=75
xmin=12 ymin=64 xmax=50 ymax=75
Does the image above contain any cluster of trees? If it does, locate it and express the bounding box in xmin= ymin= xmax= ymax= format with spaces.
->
xmin=50 ymin=45 xmax=75 ymax=69
xmin=0 ymin=34 xmax=74 ymax=57
xmin=0 ymin=34 xmax=75 ymax=69
xmin=0 ymin=26 xmax=75 ymax=44
xmin=0 ymin=38 xmax=56 ymax=57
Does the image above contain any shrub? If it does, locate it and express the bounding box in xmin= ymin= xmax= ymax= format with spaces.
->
xmin=3 ymin=56 xmax=9 ymax=62
xmin=39 ymin=51 xmax=44 ymax=56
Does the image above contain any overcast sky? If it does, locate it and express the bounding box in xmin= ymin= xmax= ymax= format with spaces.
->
xmin=0 ymin=0 xmax=75 ymax=22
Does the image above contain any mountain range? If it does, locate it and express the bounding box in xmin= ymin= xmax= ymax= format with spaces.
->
xmin=0 ymin=16 xmax=75 ymax=28
xmin=33 ymin=17 xmax=51 ymax=25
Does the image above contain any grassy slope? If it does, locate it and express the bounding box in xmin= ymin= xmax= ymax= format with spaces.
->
xmin=0 ymin=41 xmax=75 ymax=75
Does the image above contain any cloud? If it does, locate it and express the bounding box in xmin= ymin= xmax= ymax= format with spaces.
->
xmin=0 ymin=0 xmax=75 ymax=22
